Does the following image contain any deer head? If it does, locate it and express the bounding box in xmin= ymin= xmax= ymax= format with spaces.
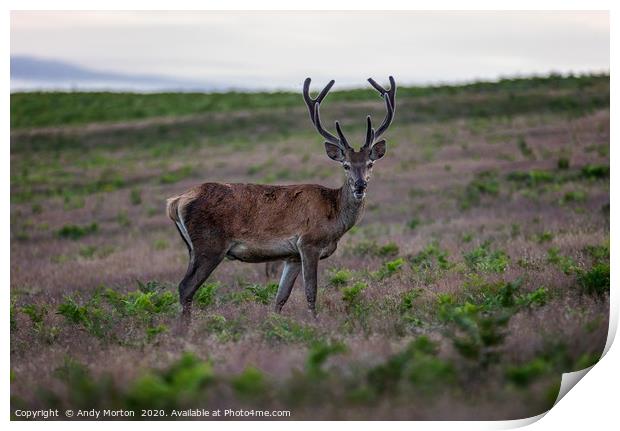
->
xmin=303 ymin=76 xmax=396 ymax=200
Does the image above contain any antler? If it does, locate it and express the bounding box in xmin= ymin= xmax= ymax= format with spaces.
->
xmin=362 ymin=76 xmax=396 ymax=149
xmin=303 ymin=78 xmax=352 ymax=150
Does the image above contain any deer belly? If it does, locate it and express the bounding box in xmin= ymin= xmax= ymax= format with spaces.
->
xmin=226 ymin=239 xmax=298 ymax=263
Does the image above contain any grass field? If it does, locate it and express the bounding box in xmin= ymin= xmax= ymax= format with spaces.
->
xmin=10 ymin=74 xmax=610 ymax=420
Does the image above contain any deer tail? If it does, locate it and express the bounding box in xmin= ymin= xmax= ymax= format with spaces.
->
xmin=166 ymin=193 xmax=194 ymax=256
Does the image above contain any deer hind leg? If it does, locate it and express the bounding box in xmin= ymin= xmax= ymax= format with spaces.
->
xmin=177 ymin=234 xmax=227 ymax=328
xmin=179 ymin=252 xmax=224 ymax=315
xmin=265 ymin=261 xmax=283 ymax=282
xmin=274 ymin=260 xmax=301 ymax=313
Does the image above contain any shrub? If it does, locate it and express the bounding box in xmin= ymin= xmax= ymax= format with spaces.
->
xmin=580 ymin=164 xmax=609 ymax=180
xmin=21 ymin=304 xmax=47 ymax=326
xmin=407 ymin=218 xmax=421 ymax=230
xmin=410 ymin=242 xmax=451 ymax=272
xmin=57 ymin=223 xmax=98 ymax=240
xmin=517 ymin=136 xmax=534 ymax=158
xmin=463 ymin=242 xmax=509 ymax=273
xmin=130 ymin=188 xmax=142 ymax=205
xmin=400 ymin=289 xmax=422 ymax=313
xmin=124 ymin=290 xmax=176 ymax=316
xmin=374 ymin=258 xmax=405 ymax=280
xmin=137 ymin=280 xmax=164 ymax=293
xmin=461 ymin=232 xmax=474 ymax=243
xmin=506 ymin=170 xmax=555 ymax=187
xmin=262 ymin=314 xmax=318 ymax=345
xmin=574 ymin=353 xmax=600 ymax=370
xmin=546 ymin=247 xmax=577 ymax=274
xmin=10 ymin=302 xmax=16 ymax=332
xmin=50 ymin=353 xmax=218 ymax=411
xmin=561 ymin=190 xmax=586 ymax=204
xmin=194 ymin=282 xmax=219 ymax=308
xmin=116 ymin=211 xmax=131 ymax=227
xmin=464 ymin=275 xmax=547 ymax=311
xmin=329 ymin=269 xmax=352 ymax=286
xmin=21 ymin=303 xmax=59 ymax=343
xmin=153 ymin=239 xmax=169 ymax=250
xmin=126 ymin=353 xmax=214 ymax=410
xmin=79 ymin=245 xmax=115 ymax=259
xmin=349 ymin=240 xmax=401 ymax=258
xmin=78 ymin=245 xmax=97 ymax=258
xmin=367 ymin=336 xmax=454 ymax=395
xmin=438 ymin=295 xmax=512 ymax=364
xmin=159 ymin=165 xmax=194 ymax=184
xmin=53 ymin=358 xmax=116 ymax=409
xmin=341 ymin=282 xmax=367 ymax=307
xmin=57 ymin=297 xmax=91 ymax=325
xmin=536 ymin=231 xmax=554 ymax=243
xmin=506 ymin=358 xmax=550 ymax=387
xmin=204 ymin=314 xmax=245 ymax=342
xmin=518 ymin=287 xmax=549 ymax=307
xmin=461 ymin=170 xmax=500 ymax=208
xmin=245 ymin=283 xmax=278 ymax=305
xmin=57 ymin=296 xmax=108 ymax=338
xmin=557 ymin=157 xmax=570 ymax=170
xmin=306 ymin=340 xmax=347 ymax=378
xmin=584 ymin=243 xmax=609 ymax=263
xmin=407 ymin=351 xmax=455 ymax=391
xmin=378 ymin=242 xmax=399 ymax=257
xmin=145 ymin=324 xmax=167 ymax=342
xmin=577 ymin=263 xmax=610 ymax=296
xmin=231 ymin=366 xmax=266 ymax=397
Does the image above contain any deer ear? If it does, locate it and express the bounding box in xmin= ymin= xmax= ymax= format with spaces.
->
xmin=370 ymin=140 xmax=387 ymax=161
xmin=325 ymin=142 xmax=345 ymax=162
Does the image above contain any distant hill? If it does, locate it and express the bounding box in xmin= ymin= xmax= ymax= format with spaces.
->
xmin=10 ymin=55 xmax=222 ymax=92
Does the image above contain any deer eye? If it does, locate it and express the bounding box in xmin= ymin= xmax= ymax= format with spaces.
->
xmin=343 ymin=164 xmax=351 ymax=170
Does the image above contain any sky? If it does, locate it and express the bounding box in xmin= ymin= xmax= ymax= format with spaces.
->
xmin=10 ymin=11 xmax=610 ymax=90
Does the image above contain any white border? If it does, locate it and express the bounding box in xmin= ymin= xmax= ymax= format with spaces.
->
xmin=4 ymin=1 xmax=616 ymax=430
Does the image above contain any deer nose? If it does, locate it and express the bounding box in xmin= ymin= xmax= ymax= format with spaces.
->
xmin=354 ymin=179 xmax=368 ymax=191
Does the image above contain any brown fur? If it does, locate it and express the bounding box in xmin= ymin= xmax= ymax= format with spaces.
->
xmin=180 ymin=183 xmax=345 ymax=246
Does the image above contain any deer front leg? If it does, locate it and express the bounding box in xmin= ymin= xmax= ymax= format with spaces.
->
xmin=274 ymin=260 xmax=301 ymax=313
xmin=300 ymin=246 xmax=320 ymax=318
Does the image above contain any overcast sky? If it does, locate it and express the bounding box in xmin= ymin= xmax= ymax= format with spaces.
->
xmin=10 ymin=11 xmax=610 ymax=90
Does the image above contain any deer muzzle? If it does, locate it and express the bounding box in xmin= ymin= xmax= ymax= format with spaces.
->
xmin=353 ymin=179 xmax=367 ymax=199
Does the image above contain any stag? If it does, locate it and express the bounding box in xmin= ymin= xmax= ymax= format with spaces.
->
xmin=167 ymin=76 xmax=396 ymax=324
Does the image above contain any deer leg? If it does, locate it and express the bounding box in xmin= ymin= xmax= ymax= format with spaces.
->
xmin=274 ymin=260 xmax=301 ymax=313
xmin=300 ymin=247 xmax=320 ymax=318
xmin=265 ymin=261 xmax=282 ymax=282
xmin=178 ymin=251 xmax=224 ymax=327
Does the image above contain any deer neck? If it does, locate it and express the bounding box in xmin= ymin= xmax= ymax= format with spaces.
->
xmin=337 ymin=183 xmax=366 ymax=233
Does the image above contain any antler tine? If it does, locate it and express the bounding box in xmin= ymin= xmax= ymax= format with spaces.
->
xmin=313 ymin=103 xmax=341 ymax=147
xmin=367 ymin=76 xmax=396 ymax=108
xmin=367 ymin=77 xmax=385 ymax=94
xmin=335 ymin=121 xmax=352 ymax=150
xmin=374 ymin=94 xmax=394 ymax=139
xmin=367 ymin=76 xmax=396 ymax=140
xmin=304 ymin=77 xmax=347 ymax=148
xmin=362 ymin=116 xmax=375 ymax=149
xmin=303 ymin=78 xmax=335 ymax=123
